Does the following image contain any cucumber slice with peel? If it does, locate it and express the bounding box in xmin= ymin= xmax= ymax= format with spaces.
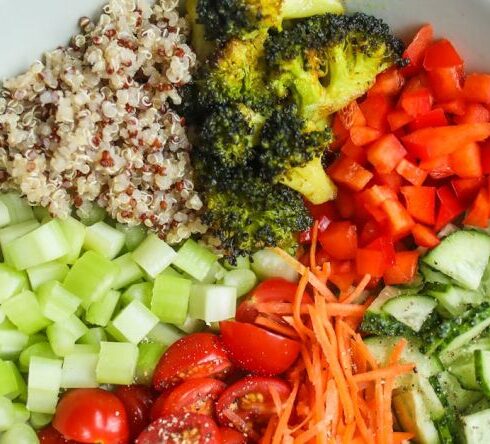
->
xmin=382 ymin=295 xmax=437 ymax=332
xmin=475 ymin=350 xmax=490 ymax=398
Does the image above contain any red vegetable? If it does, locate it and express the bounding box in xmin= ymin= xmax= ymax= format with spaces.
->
xmin=356 ymin=248 xmax=386 ymax=278
xmin=428 ymin=67 xmax=463 ymax=101
xmin=463 ymin=74 xmax=490 ymax=104
xmin=464 ymin=188 xmax=490 ymax=228
xmin=38 ymin=426 xmax=80 ymax=444
xmin=367 ymin=134 xmax=407 ymax=174
xmin=381 ymin=199 xmax=415 ymax=237
xmin=318 ymin=221 xmax=358 ymax=260
xmin=383 ymin=251 xmax=420 ymax=285
xmin=435 ymin=186 xmax=466 ymax=230
xmin=408 ymin=108 xmax=448 ymax=131
xmin=412 ymin=224 xmax=440 ymax=248
xmin=396 ymin=159 xmax=428 ymax=186
xmin=220 ymin=427 xmax=247 ymax=444
xmin=400 ymin=88 xmax=433 ymax=117
xmin=401 ymin=186 xmax=436 ymax=225
xmin=114 ymin=386 xmax=154 ymax=441
xmin=423 ymin=39 xmax=463 ymax=70
xmin=401 ymin=24 xmax=434 ymax=77
xmin=328 ymin=156 xmax=373 ymax=192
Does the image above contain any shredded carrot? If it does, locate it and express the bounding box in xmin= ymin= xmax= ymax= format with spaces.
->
xmin=310 ymin=220 xmax=319 ymax=272
xmin=340 ymin=273 xmax=371 ymax=303
xmin=353 ymin=364 xmax=415 ymax=383
xmin=325 ymin=303 xmax=366 ymax=317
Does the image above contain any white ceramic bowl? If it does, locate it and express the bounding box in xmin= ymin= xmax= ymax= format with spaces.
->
xmin=1 ymin=0 xmax=490 ymax=80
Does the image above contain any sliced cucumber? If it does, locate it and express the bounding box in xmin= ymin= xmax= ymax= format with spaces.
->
xmin=420 ymin=263 xmax=452 ymax=285
xmin=449 ymin=357 xmax=480 ymax=391
xmin=461 ymin=409 xmax=490 ymax=444
xmin=440 ymin=337 xmax=490 ymax=367
xmin=425 ymin=283 xmax=483 ymax=318
xmin=475 ymin=350 xmax=490 ymax=397
xmin=423 ymin=230 xmax=490 ymax=290
xmin=432 ymin=372 xmax=482 ymax=413
xmin=382 ymin=295 xmax=437 ymax=332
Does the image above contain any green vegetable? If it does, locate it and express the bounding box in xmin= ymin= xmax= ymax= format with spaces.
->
xmin=151 ymin=274 xmax=191 ymax=325
xmin=26 ymin=357 xmax=62 ymax=414
xmin=111 ymin=300 xmax=159 ymax=344
xmin=111 ymin=253 xmax=144 ymax=290
xmin=37 ymin=281 xmax=81 ymax=323
xmin=0 ymin=194 xmax=34 ymax=225
xmin=132 ymin=234 xmax=176 ymax=279
xmin=135 ymin=342 xmax=166 ymax=386
xmin=83 ymin=221 xmax=125 ymax=260
xmin=26 ymin=262 xmax=69 ymax=291
xmin=96 ymin=342 xmax=138 ymax=385
xmin=2 ymin=291 xmax=51 ymax=335
xmin=189 ymin=284 xmax=236 ymax=322
xmin=85 ymin=290 xmax=121 ymax=327
xmin=61 ymin=348 xmax=98 ymax=389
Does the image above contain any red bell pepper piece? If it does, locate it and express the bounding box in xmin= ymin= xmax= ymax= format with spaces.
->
xmin=419 ymin=155 xmax=454 ymax=180
xmin=401 ymin=186 xmax=436 ymax=225
xmin=451 ymin=177 xmax=485 ymax=203
xmin=359 ymin=219 xmax=385 ymax=246
xmin=449 ymin=143 xmax=483 ymax=178
xmin=318 ymin=221 xmax=358 ymax=261
xmin=373 ymin=171 xmax=403 ymax=192
xmin=383 ymin=251 xmax=420 ymax=285
xmin=356 ymin=248 xmax=386 ymax=278
xmin=341 ymin=139 xmax=367 ymax=164
xmin=369 ymin=68 xmax=405 ymax=96
xmin=454 ymin=103 xmax=490 ymax=124
xmin=464 ymin=188 xmax=490 ymax=228
xmin=305 ymin=201 xmax=339 ymax=222
xmin=439 ymin=99 xmax=466 ymax=116
xmin=400 ymin=88 xmax=433 ymax=117
xmin=401 ymin=24 xmax=434 ymax=77
xmin=350 ymin=126 xmax=383 ymax=146
xmin=366 ymin=236 xmax=396 ymax=268
xmin=328 ymin=155 xmax=374 ymax=192
xmin=435 ymin=185 xmax=466 ymax=230
xmin=395 ymin=159 xmax=428 ymax=186
xmin=359 ymin=95 xmax=392 ymax=132
xmin=427 ymin=67 xmax=463 ymax=101
xmin=381 ymin=199 xmax=415 ymax=237
xmin=332 ymin=114 xmax=350 ymax=149
xmin=337 ymin=101 xmax=367 ymax=129
xmin=402 ymin=123 xmax=490 ymax=160
xmin=463 ymin=74 xmax=490 ymax=104
xmin=361 ymin=185 xmax=397 ymax=208
xmin=412 ymin=224 xmax=440 ymax=248
xmin=408 ymin=108 xmax=449 ymax=131
xmin=367 ymin=134 xmax=407 ymax=174
xmin=335 ymin=187 xmax=356 ymax=219
xmin=481 ymin=140 xmax=490 ymax=174
xmin=387 ymin=110 xmax=413 ymax=131
xmin=423 ymin=39 xmax=464 ymax=71
xmin=330 ymin=260 xmax=356 ymax=291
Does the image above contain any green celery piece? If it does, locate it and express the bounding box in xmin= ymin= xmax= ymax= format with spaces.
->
xmin=46 ymin=315 xmax=88 ymax=357
xmin=189 ymin=284 xmax=237 ymax=323
xmin=223 ymin=255 xmax=251 ymax=271
xmin=57 ymin=216 xmax=86 ymax=264
xmin=0 ymin=360 xmax=26 ymax=399
xmin=146 ymin=322 xmax=184 ymax=346
xmin=96 ymin=342 xmax=138 ymax=385
xmin=19 ymin=343 xmax=57 ymax=373
xmin=200 ymin=261 xmax=227 ymax=284
xmin=112 ymin=253 xmax=144 ymax=290
xmin=27 ymin=261 xmax=69 ymax=291
xmin=0 ymin=423 xmax=38 ymax=443
xmin=12 ymin=403 xmax=30 ymax=423
xmin=105 ymin=322 xmax=129 ymax=342
xmin=61 ymin=351 xmax=99 ymax=388
xmin=251 ymin=249 xmax=299 ymax=282
xmin=151 ymin=274 xmax=191 ymax=325
xmin=132 ymin=234 xmax=177 ymax=278
xmin=0 ymin=323 xmax=29 ymax=360
xmin=0 ymin=201 xmax=11 ymax=228
xmin=75 ymin=202 xmax=106 ymax=226
xmin=1 ymin=291 xmax=51 ymax=335
xmin=172 ymin=239 xmax=217 ymax=281
xmin=222 ymin=269 xmax=257 ymax=297
xmin=0 ymin=264 xmax=28 ymax=303
xmin=78 ymin=327 xmax=107 ymax=347
xmin=177 ymin=316 xmax=206 ymax=334
xmin=111 ymin=300 xmax=159 ymax=344
xmin=0 ymin=396 xmax=14 ymax=431
xmin=121 ymin=282 xmax=153 ymax=307
xmin=0 ymin=193 xmax=33 ymax=224
xmin=32 ymin=206 xmax=50 ymax=222
xmin=26 ymin=357 xmax=62 ymax=414
xmin=37 ymin=281 xmax=81 ymax=322
xmin=85 ymin=290 xmax=121 ymax=327
xmin=84 ymin=221 xmax=126 ymax=259
xmin=0 ymin=220 xmax=40 ymax=264
xmin=116 ymin=223 xmax=146 ymax=252
xmin=29 ymin=412 xmax=53 ymax=429
xmin=135 ymin=342 xmax=166 ymax=386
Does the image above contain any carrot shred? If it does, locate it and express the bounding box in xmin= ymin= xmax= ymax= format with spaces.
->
xmin=310 ymin=220 xmax=319 ymax=272
xmin=340 ymin=273 xmax=371 ymax=303
xmin=353 ymin=364 xmax=415 ymax=383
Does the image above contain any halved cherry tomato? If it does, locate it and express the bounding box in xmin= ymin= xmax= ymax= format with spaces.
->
xmin=136 ymin=413 xmax=221 ymax=444
xmin=215 ymin=376 xmax=291 ymax=438
xmin=38 ymin=426 xmax=80 ymax=444
xmin=114 ymin=386 xmax=155 ymax=441
xmin=53 ymin=389 xmax=129 ymax=444
xmin=220 ymin=427 xmax=247 ymax=444
xmin=318 ymin=221 xmax=358 ymax=260
xmin=152 ymin=378 xmax=226 ymax=419
xmin=152 ymin=333 xmax=232 ymax=391
xmin=401 ymin=24 xmax=434 ymax=77
xmin=220 ymin=321 xmax=300 ymax=376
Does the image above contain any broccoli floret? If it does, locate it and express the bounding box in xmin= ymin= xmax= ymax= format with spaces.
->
xmin=193 ymin=0 xmax=344 ymax=41
xmin=265 ymin=13 xmax=406 ymax=126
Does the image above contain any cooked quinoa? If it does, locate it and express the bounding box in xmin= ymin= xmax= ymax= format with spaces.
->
xmin=0 ymin=0 xmax=208 ymax=244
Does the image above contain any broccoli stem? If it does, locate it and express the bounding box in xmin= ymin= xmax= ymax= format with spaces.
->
xmin=281 ymin=0 xmax=344 ymax=19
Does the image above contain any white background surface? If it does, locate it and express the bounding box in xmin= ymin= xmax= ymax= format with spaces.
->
xmin=1 ymin=0 xmax=490 ymax=79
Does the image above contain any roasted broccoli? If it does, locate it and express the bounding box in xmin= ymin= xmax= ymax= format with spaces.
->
xmin=265 ymin=13 xmax=406 ymax=125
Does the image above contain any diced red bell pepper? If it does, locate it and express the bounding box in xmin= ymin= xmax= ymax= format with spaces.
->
xmin=396 ymin=159 xmax=428 ymax=186
xmin=419 ymin=155 xmax=454 ymax=179
xmin=350 ymin=126 xmax=383 ymax=146
xmin=451 ymin=177 xmax=485 ymax=203
xmin=330 ymin=260 xmax=356 ymax=291
xmin=402 ymin=123 xmax=490 ymax=160
xmin=481 ymin=140 xmax=490 ymax=174
xmin=464 ymin=188 xmax=490 ymax=228
xmin=366 ymin=236 xmax=396 ymax=268
xmin=367 ymin=134 xmax=407 ymax=174
xmin=412 ymin=224 xmax=440 ymax=248
xmin=341 ymin=139 xmax=367 ymax=164
xmin=403 ymin=73 xmax=430 ymax=93
xmin=427 ymin=67 xmax=463 ymax=101
xmin=328 ymin=155 xmax=374 ymax=192
xmin=435 ymin=185 xmax=466 ymax=230
xmin=454 ymin=103 xmax=490 ymax=124
xmin=362 ymin=185 xmax=397 ymax=208
xmin=305 ymin=201 xmax=339 ymax=222
xmin=318 ymin=221 xmax=358 ymax=261
xmin=332 ymin=114 xmax=350 ymax=149
xmin=337 ymin=101 xmax=367 ymax=129
xmin=359 ymin=219 xmax=385 ymax=246
xmin=381 ymin=199 xmax=415 ymax=237
xmin=299 ymin=230 xmax=311 ymax=244
xmin=359 ymin=95 xmax=392 ymax=132
xmin=373 ymin=171 xmax=402 ymax=192
xmin=400 ymin=88 xmax=433 ymax=117
xmin=387 ymin=110 xmax=413 ymax=131
xmin=383 ymin=251 xmax=420 ymax=285
xmin=463 ymin=74 xmax=490 ymax=104
xmin=356 ymin=248 xmax=387 ymax=278
xmin=449 ymin=143 xmax=483 ymax=178
xmin=335 ymin=187 xmax=356 ymax=219
xmin=401 ymin=24 xmax=434 ymax=77
xmin=439 ymin=99 xmax=467 ymax=116
xmin=401 ymin=186 xmax=436 ymax=225
xmin=369 ymin=68 xmax=405 ymax=96
xmin=423 ymin=39 xmax=464 ymax=71
xmin=408 ymin=108 xmax=449 ymax=131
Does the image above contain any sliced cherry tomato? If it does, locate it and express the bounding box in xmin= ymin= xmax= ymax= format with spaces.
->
xmin=38 ymin=426 xmax=80 ymax=444
xmin=53 ymin=389 xmax=129 ymax=444
xmin=152 ymin=333 xmax=232 ymax=391
xmin=318 ymin=221 xmax=358 ymax=261
xmin=114 ymin=385 xmax=155 ymax=441
xmin=463 ymin=74 xmax=490 ymax=104
xmin=136 ymin=413 xmax=221 ymax=444
xmin=220 ymin=321 xmax=300 ymax=376
xmin=219 ymin=427 xmax=247 ymax=444
xmin=401 ymin=24 xmax=434 ymax=77
xmin=152 ymin=378 xmax=226 ymax=419
xmin=383 ymin=251 xmax=420 ymax=285
xmin=215 ymin=376 xmax=291 ymax=439
xmin=423 ymin=39 xmax=463 ymax=71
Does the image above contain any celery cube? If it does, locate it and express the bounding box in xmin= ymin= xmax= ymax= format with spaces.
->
xmin=172 ymin=239 xmax=217 ymax=281
xmin=85 ymin=290 xmax=121 ymax=327
xmin=96 ymin=342 xmax=138 ymax=385
xmin=19 ymin=343 xmax=57 ymax=373
xmin=111 ymin=300 xmax=159 ymax=344
xmin=0 ymin=396 xmax=14 ymax=431
xmin=61 ymin=352 xmax=98 ymax=388
xmin=0 ymin=201 xmax=11 ymax=228
xmin=64 ymin=251 xmax=119 ymax=308
xmin=46 ymin=315 xmax=88 ymax=357
xmin=189 ymin=284 xmax=237 ymax=323
xmin=27 ymin=357 xmax=62 ymax=414
xmin=78 ymin=327 xmax=107 ymax=347
xmin=116 ymin=223 xmax=146 ymax=251
xmin=177 ymin=317 xmax=205 ymax=334
xmin=222 ymin=269 xmax=257 ymax=297
xmin=0 ymin=327 xmax=29 ymax=360
xmin=27 ymin=262 xmax=69 ymax=291
xmin=0 ymin=423 xmax=38 ymax=443
xmin=12 ymin=403 xmax=30 ymax=423
xmin=29 ymin=412 xmax=53 ymax=429
xmin=0 ymin=264 xmax=28 ymax=304
xmin=151 ymin=274 xmax=191 ymax=325
xmin=135 ymin=342 xmax=166 ymax=386
xmin=84 ymin=221 xmax=125 ymax=259
xmin=0 ymin=193 xmax=33 ymax=224
xmin=0 ymin=360 xmax=25 ymax=399
xmin=112 ymin=253 xmax=144 ymax=290
xmin=57 ymin=216 xmax=86 ymax=264
xmin=146 ymin=322 xmax=184 ymax=346
xmin=0 ymin=220 xmax=39 ymax=249
xmin=132 ymin=234 xmax=176 ymax=278
xmin=121 ymin=282 xmax=153 ymax=307
xmin=105 ymin=322 xmax=129 ymax=342
xmin=1 ymin=291 xmax=51 ymax=335
xmin=37 ymin=281 xmax=81 ymax=322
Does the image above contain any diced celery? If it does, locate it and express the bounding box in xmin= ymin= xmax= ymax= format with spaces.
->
xmin=105 ymin=322 xmax=129 ymax=342
xmin=0 ymin=327 xmax=29 ymax=360
xmin=189 ymin=284 xmax=237 ymax=323
xmin=96 ymin=342 xmax=138 ymax=385
xmin=78 ymin=327 xmax=107 ymax=347
xmin=46 ymin=315 xmax=88 ymax=357
xmin=200 ymin=261 xmax=227 ymax=284
xmin=177 ymin=316 xmax=206 ymax=334
xmin=160 ymin=266 xmax=184 ymax=278
xmin=57 ymin=216 xmax=86 ymax=264
xmin=135 ymin=342 xmax=166 ymax=386
xmin=32 ymin=206 xmax=50 ymax=222
xmin=84 ymin=221 xmax=125 ymax=260
xmin=0 ymin=308 xmax=4 ymax=324
xmin=27 ymin=261 xmax=69 ymax=291
xmin=0 ymin=201 xmax=10 ymax=228
xmin=4 ymin=220 xmax=69 ymax=270
xmin=132 ymin=234 xmax=177 ymax=278
xmin=29 ymin=412 xmax=52 ymax=429
xmin=0 ymin=220 xmax=40 ymax=264
xmin=111 ymin=300 xmax=159 ymax=344
xmin=12 ymin=403 xmax=30 ymax=424
xmin=121 ymin=282 xmax=153 ymax=307
xmin=251 ymin=249 xmax=299 ymax=282
xmin=146 ymin=322 xmax=184 ymax=346
xmin=172 ymin=239 xmax=217 ymax=281
xmin=37 ymin=281 xmax=81 ymax=322
xmin=0 ymin=264 xmax=28 ymax=303
xmin=19 ymin=343 xmax=57 ymax=373
xmin=0 ymin=360 xmax=26 ymax=400
xmin=222 ymin=269 xmax=257 ymax=297
xmin=64 ymin=251 xmax=119 ymax=308
xmin=223 ymin=255 xmax=251 ymax=270
xmin=112 ymin=253 xmax=144 ymax=290
xmin=27 ymin=357 xmax=62 ymax=414
xmin=2 ymin=291 xmax=51 ymax=335
xmin=85 ymin=290 xmax=121 ymax=327
xmin=75 ymin=202 xmax=106 ymax=226
xmin=61 ymin=351 xmax=98 ymax=388
xmin=151 ymin=274 xmax=191 ymax=325
xmin=116 ymin=223 xmax=146 ymax=252
xmin=0 ymin=396 xmax=14 ymax=431
xmin=0 ymin=423 xmax=39 ymax=443
xmin=0 ymin=193 xmax=34 ymax=224
xmin=25 ymin=333 xmax=46 ymax=347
